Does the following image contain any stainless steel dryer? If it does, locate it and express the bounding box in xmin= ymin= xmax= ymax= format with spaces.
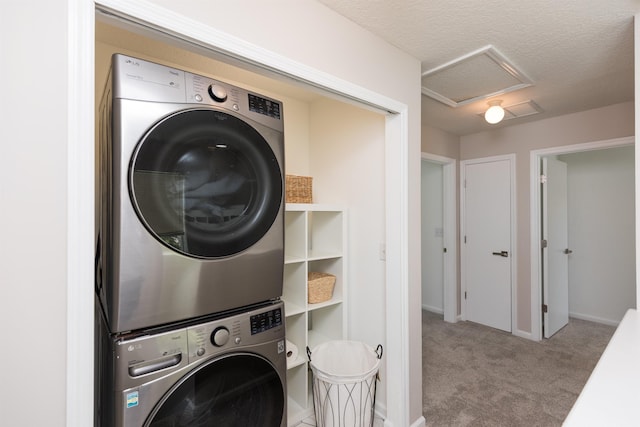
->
xmin=98 ymin=301 xmax=287 ymax=427
xmin=97 ymin=54 xmax=285 ymax=333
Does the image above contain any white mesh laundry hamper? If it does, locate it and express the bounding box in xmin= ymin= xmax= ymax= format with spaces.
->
xmin=307 ymin=341 xmax=383 ymax=427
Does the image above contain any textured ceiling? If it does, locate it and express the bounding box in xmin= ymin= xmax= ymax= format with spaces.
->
xmin=317 ymin=0 xmax=639 ymax=135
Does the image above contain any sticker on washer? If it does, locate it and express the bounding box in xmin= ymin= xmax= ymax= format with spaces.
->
xmin=126 ymin=391 xmax=139 ymax=408
xmin=277 ymin=340 xmax=285 ymax=354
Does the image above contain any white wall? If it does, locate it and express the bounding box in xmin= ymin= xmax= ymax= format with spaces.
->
xmin=559 ymin=147 xmax=636 ymax=325
xmin=460 ymin=101 xmax=634 ymax=334
xmin=0 ymin=1 xmax=89 ymax=425
xmin=421 ymin=160 xmax=444 ymax=313
xmin=421 ymin=124 xmax=460 ymax=160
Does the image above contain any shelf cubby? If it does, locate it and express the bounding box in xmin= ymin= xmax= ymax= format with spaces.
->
xmin=283 ymin=204 xmax=346 ymax=426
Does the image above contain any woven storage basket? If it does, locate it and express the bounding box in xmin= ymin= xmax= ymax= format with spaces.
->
xmin=308 ymin=272 xmax=336 ymax=304
xmin=286 ymin=175 xmax=313 ymax=203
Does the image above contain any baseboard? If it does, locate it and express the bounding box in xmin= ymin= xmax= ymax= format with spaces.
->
xmin=421 ymin=304 xmax=444 ymax=315
xmin=411 ymin=415 xmax=426 ymax=427
xmin=510 ymin=314 xmax=619 ymax=343
xmin=569 ymin=311 xmax=620 ymax=327
xmin=513 ymin=328 xmax=535 ymax=341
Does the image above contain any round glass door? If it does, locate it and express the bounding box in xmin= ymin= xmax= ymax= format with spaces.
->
xmin=145 ymin=354 xmax=284 ymax=427
xmin=130 ymin=108 xmax=282 ymax=258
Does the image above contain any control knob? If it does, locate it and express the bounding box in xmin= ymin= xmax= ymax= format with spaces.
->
xmin=210 ymin=327 xmax=230 ymax=347
xmin=208 ymin=84 xmax=228 ymax=102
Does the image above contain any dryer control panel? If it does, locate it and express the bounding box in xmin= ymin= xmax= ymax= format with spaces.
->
xmin=185 ymin=71 xmax=284 ymax=131
xmin=112 ymin=53 xmax=284 ymax=132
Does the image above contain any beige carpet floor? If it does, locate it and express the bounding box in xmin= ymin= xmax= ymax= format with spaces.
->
xmin=422 ymin=310 xmax=615 ymax=426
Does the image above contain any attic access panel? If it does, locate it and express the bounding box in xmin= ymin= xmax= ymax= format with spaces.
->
xmin=421 ymin=45 xmax=533 ymax=107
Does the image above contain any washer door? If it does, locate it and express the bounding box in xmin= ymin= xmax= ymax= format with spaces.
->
xmin=130 ymin=108 xmax=282 ymax=258
xmin=145 ymin=354 xmax=285 ymax=427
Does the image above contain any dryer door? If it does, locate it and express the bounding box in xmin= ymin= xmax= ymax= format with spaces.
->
xmin=145 ymin=353 xmax=285 ymax=426
xmin=130 ymin=108 xmax=283 ymax=258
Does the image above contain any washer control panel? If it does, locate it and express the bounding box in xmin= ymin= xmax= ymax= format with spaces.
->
xmin=186 ymin=301 xmax=284 ymax=362
xmin=250 ymin=306 xmax=282 ymax=335
xmin=113 ymin=301 xmax=285 ymax=391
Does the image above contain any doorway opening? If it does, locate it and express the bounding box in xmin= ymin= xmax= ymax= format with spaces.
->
xmin=531 ymin=136 xmax=635 ymax=340
xmin=421 ymin=153 xmax=457 ymax=323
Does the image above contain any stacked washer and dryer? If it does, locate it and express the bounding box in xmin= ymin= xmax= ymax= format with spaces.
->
xmin=95 ymin=54 xmax=287 ymax=427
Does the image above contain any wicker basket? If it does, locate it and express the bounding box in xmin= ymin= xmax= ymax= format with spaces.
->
xmin=286 ymin=175 xmax=313 ymax=203
xmin=308 ymin=272 xmax=336 ymax=304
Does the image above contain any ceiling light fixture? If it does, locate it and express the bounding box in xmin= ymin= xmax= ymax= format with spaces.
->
xmin=484 ymin=100 xmax=505 ymax=124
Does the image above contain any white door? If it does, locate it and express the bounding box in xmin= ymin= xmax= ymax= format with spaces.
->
xmin=463 ymin=157 xmax=513 ymax=332
xmin=542 ymin=157 xmax=570 ymax=338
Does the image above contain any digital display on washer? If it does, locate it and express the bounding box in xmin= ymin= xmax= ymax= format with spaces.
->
xmin=248 ymin=93 xmax=281 ymax=120
xmin=250 ymin=308 xmax=283 ymax=335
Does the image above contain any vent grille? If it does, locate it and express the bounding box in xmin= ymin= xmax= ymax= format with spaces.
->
xmin=476 ymin=100 xmax=544 ymax=121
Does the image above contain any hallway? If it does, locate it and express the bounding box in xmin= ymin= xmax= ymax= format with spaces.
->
xmin=422 ymin=310 xmax=614 ymax=426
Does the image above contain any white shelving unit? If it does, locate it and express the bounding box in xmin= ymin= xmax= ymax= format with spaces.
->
xmin=283 ymin=203 xmax=347 ymax=425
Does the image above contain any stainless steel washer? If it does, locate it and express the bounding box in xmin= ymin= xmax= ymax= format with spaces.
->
xmin=96 ymin=54 xmax=285 ymax=333
xmin=99 ymin=301 xmax=287 ymax=427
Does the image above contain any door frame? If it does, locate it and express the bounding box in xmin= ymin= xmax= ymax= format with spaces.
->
xmin=421 ymin=153 xmax=457 ymax=323
xmin=460 ymin=154 xmax=517 ymax=331
xmin=82 ymin=2 xmax=415 ymax=427
xmin=529 ymin=136 xmax=634 ymax=341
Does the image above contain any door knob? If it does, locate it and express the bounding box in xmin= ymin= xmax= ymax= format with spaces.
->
xmin=492 ymin=251 xmax=508 ymax=257
xmin=563 ymin=248 xmax=573 ymax=255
